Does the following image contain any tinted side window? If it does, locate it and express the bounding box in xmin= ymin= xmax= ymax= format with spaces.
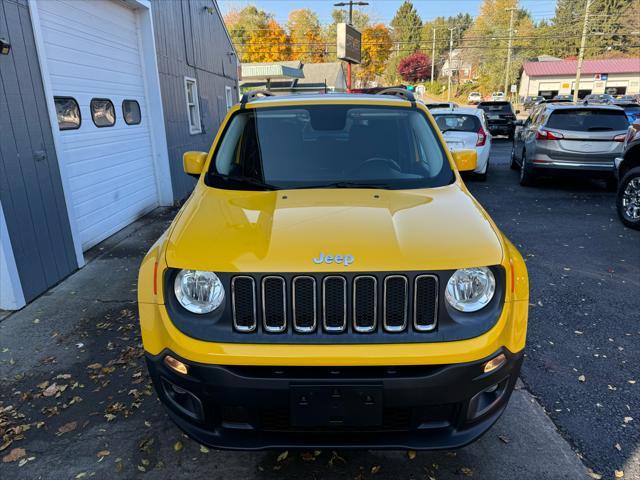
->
xmin=90 ymin=98 xmax=116 ymax=127
xmin=122 ymin=100 xmax=141 ymax=125
xmin=546 ymin=109 xmax=629 ymax=131
xmin=54 ymin=97 xmax=81 ymax=130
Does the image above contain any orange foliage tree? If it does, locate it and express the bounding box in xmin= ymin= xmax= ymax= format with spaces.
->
xmin=245 ymin=20 xmax=291 ymax=62
xmin=357 ymin=24 xmax=392 ymax=85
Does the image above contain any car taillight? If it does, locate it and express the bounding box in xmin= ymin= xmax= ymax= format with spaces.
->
xmin=477 ymin=127 xmax=487 ymax=146
xmin=613 ymin=134 xmax=626 ymax=142
xmin=536 ymin=128 xmax=564 ymax=140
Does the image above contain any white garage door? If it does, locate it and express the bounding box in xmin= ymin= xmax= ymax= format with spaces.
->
xmin=37 ymin=0 xmax=159 ymax=250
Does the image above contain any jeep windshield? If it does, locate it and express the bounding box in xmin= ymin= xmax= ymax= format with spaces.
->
xmin=206 ymin=105 xmax=453 ymax=191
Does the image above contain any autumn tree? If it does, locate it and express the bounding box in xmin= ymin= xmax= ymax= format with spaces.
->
xmin=287 ymin=9 xmax=325 ymax=62
xmin=421 ymin=13 xmax=473 ymax=76
xmin=224 ymin=6 xmax=273 ymax=62
xmin=244 ymin=20 xmax=291 ymax=62
xmin=357 ymin=24 xmax=392 ymax=85
xmin=398 ymin=52 xmax=432 ymax=83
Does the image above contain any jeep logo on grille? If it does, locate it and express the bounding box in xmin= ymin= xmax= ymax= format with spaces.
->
xmin=313 ymin=253 xmax=354 ymax=267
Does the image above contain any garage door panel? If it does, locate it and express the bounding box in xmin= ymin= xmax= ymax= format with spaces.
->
xmin=39 ymin=0 xmax=138 ymax=45
xmin=37 ymin=0 xmax=159 ymax=251
xmin=72 ymin=166 xmax=155 ymax=208
xmin=73 ymin=172 xmax=156 ymax=219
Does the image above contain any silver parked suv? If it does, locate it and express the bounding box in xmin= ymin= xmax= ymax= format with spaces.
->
xmin=511 ymin=104 xmax=628 ymax=186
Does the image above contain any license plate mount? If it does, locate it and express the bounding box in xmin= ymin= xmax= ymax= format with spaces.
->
xmin=290 ymin=385 xmax=383 ymax=427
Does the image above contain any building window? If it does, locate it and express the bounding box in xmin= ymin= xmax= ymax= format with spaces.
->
xmin=184 ymin=77 xmax=202 ymax=134
xmin=225 ymin=85 xmax=234 ymax=111
xmin=122 ymin=100 xmax=141 ymax=125
xmin=54 ymin=97 xmax=81 ymax=130
xmin=90 ymin=98 xmax=116 ymax=127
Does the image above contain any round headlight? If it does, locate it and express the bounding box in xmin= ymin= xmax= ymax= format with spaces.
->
xmin=445 ymin=267 xmax=495 ymax=312
xmin=174 ymin=270 xmax=225 ymax=314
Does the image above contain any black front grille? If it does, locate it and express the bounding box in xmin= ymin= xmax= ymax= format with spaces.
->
xmin=262 ymin=276 xmax=286 ymax=332
xmin=231 ymin=276 xmax=257 ymax=332
xmin=232 ymin=273 xmax=439 ymax=335
xmin=292 ymin=276 xmax=316 ymax=332
xmin=323 ymin=276 xmax=347 ymax=332
xmin=383 ymin=276 xmax=408 ymax=332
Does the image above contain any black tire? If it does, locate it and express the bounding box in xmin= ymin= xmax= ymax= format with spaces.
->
xmin=519 ymin=151 xmax=536 ymax=186
xmin=510 ymin=144 xmax=519 ymax=170
xmin=617 ymin=166 xmax=640 ymax=230
xmin=605 ymin=177 xmax=618 ymax=192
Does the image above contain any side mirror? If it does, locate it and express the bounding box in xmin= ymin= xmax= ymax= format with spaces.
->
xmin=452 ymin=149 xmax=478 ymax=172
xmin=183 ymin=151 xmax=207 ymax=177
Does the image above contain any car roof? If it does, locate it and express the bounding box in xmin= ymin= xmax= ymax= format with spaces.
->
xmin=430 ymin=107 xmax=483 ymax=116
xmin=543 ymin=103 xmax=624 ymax=111
xmin=244 ymin=93 xmax=412 ymax=107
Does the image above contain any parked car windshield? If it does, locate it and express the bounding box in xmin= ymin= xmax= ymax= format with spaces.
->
xmin=207 ymin=105 xmax=454 ymax=191
xmin=433 ymin=114 xmax=481 ymax=133
xmin=546 ymin=109 xmax=629 ymax=131
xmin=478 ymin=102 xmax=513 ymax=113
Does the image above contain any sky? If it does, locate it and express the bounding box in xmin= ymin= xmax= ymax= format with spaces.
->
xmin=218 ymin=0 xmax=559 ymax=25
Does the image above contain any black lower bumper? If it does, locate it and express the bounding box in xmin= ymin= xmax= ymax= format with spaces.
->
xmin=146 ymin=349 xmax=523 ymax=450
xmin=487 ymin=124 xmax=515 ymax=136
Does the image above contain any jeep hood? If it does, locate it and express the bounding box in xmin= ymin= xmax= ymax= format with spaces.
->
xmin=165 ymin=184 xmax=504 ymax=272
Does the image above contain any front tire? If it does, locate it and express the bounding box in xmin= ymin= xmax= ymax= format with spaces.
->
xmin=510 ymin=144 xmax=519 ymax=170
xmin=519 ymin=151 xmax=536 ymax=186
xmin=617 ymin=167 xmax=640 ymax=230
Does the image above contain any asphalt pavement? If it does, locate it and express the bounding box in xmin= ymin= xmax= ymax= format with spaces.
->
xmin=0 ymin=137 xmax=637 ymax=479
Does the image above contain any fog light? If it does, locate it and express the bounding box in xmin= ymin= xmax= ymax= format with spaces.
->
xmin=164 ymin=355 xmax=188 ymax=375
xmin=483 ymin=353 xmax=506 ymax=373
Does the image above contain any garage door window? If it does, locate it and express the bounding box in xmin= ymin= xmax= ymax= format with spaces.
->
xmin=184 ymin=77 xmax=202 ymax=134
xmin=90 ymin=98 xmax=116 ymax=127
xmin=122 ymin=100 xmax=141 ymax=125
xmin=54 ymin=97 xmax=81 ymax=130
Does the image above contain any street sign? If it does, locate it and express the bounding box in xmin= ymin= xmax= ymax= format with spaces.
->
xmin=594 ymin=73 xmax=608 ymax=81
xmin=510 ymin=84 xmax=517 ymax=93
xmin=337 ymin=23 xmax=361 ymax=64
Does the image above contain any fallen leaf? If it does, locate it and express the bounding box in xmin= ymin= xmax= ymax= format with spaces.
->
xmin=587 ymin=470 xmax=602 ymax=480
xmin=87 ymin=363 xmax=102 ymax=370
xmin=173 ymin=440 xmax=183 ymax=452
xmin=407 ymin=450 xmax=416 ymax=460
xmin=2 ymin=448 xmax=26 ymax=463
xmin=615 ymin=470 xmax=624 ymax=478
xmin=459 ymin=467 xmax=473 ymax=476
xmin=623 ymin=417 xmax=633 ymax=424
xmin=199 ymin=445 xmax=209 ymax=453
xmin=300 ymin=451 xmax=316 ymax=462
xmin=371 ymin=465 xmax=381 ymax=474
xmin=58 ymin=421 xmax=78 ymax=435
xmin=498 ymin=435 xmax=510 ymax=444
xmin=615 ymin=443 xmax=622 ymax=451
xmin=578 ymin=375 xmax=586 ymax=383
xmin=97 ymin=450 xmax=110 ymax=458
xmin=277 ymin=450 xmax=288 ymax=462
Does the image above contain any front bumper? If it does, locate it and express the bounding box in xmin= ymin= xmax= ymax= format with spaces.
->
xmin=146 ymin=348 xmax=524 ymax=450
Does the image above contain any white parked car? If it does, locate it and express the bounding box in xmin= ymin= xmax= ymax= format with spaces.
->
xmin=467 ymin=92 xmax=483 ymax=104
xmin=431 ymin=107 xmax=492 ymax=180
xmin=491 ymin=91 xmax=506 ymax=101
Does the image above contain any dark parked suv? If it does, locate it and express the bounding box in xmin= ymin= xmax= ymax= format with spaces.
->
xmin=477 ymin=101 xmax=517 ymax=139
xmin=615 ymin=120 xmax=640 ymax=229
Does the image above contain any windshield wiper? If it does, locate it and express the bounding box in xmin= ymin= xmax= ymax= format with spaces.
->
xmin=292 ymin=181 xmax=392 ymax=189
xmin=209 ymin=173 xmax=279 ymax=191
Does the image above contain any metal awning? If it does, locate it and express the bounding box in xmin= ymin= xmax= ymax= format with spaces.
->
xmin=241 ymin=64 xmax=304 ymax=80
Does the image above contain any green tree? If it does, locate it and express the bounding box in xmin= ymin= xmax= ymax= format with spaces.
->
xmin=390 ymin=1 xmax=423 ymax=54
xmin=358 ymin=23 xmax=393 ymax=85
xmin=421 ymin=14 xmax=473 ymax=77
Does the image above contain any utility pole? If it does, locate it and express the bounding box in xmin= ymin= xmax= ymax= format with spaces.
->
xmin=504 ymin=7 xmax=517 ymax=100
xmin=334 ymin=1 xmax=368 ymax=92
xmin=574 ymin=0 xmax=593 ymax=103
xmin=431 ymin=27 xmax=436 ymax=84
xmin=447 ymin=27 xmax=455 ymax=101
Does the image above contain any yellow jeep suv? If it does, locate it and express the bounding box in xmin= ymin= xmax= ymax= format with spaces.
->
xmin=138 ymin=89 xmax=529 ymax=450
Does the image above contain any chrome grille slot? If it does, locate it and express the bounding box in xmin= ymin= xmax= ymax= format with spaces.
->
xmin=414 ymin=275 xmax=438 ymax=331
xmin=323 ymin=276 xmax=347 ymax=332
xmin=231 ymin=276 xmax=257 ymax=332
xmin=262 ymin=276 xmax=287 ymax=333
xmin=383 ymin=275 xmax=408 ymax=332
xmin=292 ymin=276 xmax=317 ymax=333
xmin=353 ymin=276 xmax=377 ymax=333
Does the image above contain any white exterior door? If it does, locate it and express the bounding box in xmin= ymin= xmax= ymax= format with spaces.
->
xmin=36 ymin=0 xmax=159 ymax=250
